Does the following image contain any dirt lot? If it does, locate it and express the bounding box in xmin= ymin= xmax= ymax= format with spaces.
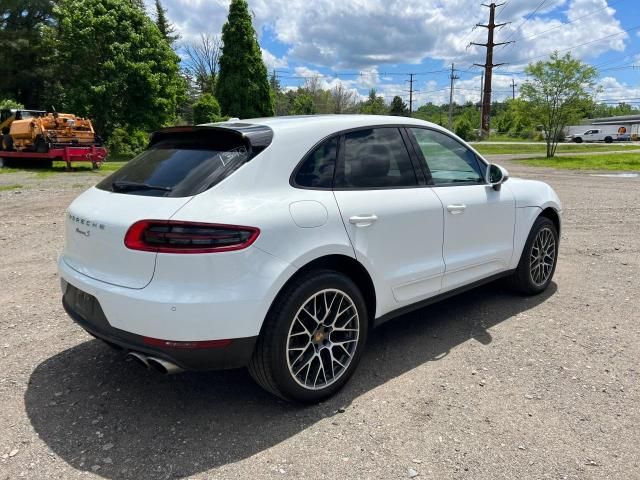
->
xmin=0 ymin=160 xmax=638 ymax=479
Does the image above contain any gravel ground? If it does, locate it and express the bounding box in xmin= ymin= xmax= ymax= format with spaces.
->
xmin=0 ymin=159 xmax=638 ymax=480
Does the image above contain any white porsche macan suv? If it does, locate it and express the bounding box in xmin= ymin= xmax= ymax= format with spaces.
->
xmin=59 ymin=115 xmax=561 ymax=402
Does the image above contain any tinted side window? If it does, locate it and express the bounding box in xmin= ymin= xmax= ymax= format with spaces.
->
xmin=336 ymin=128 xmax=417 ymax=189
xmin=410 ymin=128 xmax=484 ymax=185
xmin=294 ymin=137 xmax=337 ymax=188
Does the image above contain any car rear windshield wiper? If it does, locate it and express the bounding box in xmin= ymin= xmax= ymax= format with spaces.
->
xmin=112 ymin=181 xmax=173 ymax=193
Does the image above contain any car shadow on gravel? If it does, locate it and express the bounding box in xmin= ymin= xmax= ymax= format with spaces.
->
xmin=25 ymin=281 xmax=556 ymax=479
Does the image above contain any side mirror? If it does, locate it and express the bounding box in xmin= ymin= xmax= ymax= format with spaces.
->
xmin=486 ymin=164 xmax=509 ymax=191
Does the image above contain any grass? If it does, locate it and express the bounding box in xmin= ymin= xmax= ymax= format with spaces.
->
xmin=0 ymin=184 xmax=23 ymax=191
xmin=0 ymin=160 xmax=127 ymax=175
xmin=519 ymin=152 xmax=640 ymax=171
xmin=473 ymin=143 xmax=640 ymax=155
xmin=483 ymin=134 xmax=535 ymax=143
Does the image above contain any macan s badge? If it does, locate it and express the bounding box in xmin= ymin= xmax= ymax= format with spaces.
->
xmin=68 ymin=213 xmax=105 ymax=230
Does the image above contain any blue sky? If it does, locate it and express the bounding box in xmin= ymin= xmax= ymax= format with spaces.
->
xmin=152 ymin=0 xmax=640 ymax=106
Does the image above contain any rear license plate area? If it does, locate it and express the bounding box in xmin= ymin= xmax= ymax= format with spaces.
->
xmin=64 ymin=284 xmax=98 ymax=321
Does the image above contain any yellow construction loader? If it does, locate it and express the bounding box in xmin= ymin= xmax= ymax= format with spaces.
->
xmin=0 ymin=109 xmax=100 ymax=152
xmin=0 ymin=109 xmax=107 ymax=169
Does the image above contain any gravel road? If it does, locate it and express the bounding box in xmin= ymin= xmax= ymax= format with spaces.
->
xmin=0 ymin=160 xmax=638 ymax=479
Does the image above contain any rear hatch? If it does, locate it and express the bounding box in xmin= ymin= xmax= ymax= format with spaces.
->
xmin=62 ymin=124 xmax=273 ymax=289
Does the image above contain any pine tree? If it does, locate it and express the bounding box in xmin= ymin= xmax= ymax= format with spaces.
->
xmin=154 ymin=0 xmax=179 ymax=45
xmin=215 ymin=0 xmax=274 ymax=118
xmin=0 ymin=0 xmax=56 ymax=107
xmin=389 ymin=96 xmax=408 ymax=116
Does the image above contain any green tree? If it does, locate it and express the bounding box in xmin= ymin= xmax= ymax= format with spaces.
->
xmin=50 ymin=0 xmax=186 ymax=136
xmin=454 ymin=117 xmax=473 ymax=140
xmin=215 ymin=0 xmax=273 ymax=118
xmin=0 ymin=0 xmax=55 ymax=108
xmin=0 ymin=99 xmax=24 ymax=110
xmin=291 ymin=92 xmax=316 ymax=115
xmin=520 ymin=52 xmax=598 ymax=157
xmin=154 ymin=0 xmax=179 ymax=45
xmin=360 ymin=89 xmax=387 ymax=115
xmin=192 ymin=93 xmax=222 ymax=124
xmin=389 ymin=96 xmax=408 ymax=116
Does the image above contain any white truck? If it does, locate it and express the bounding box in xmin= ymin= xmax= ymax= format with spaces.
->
xmin=567 ymin=127 xmax=631 ymax=143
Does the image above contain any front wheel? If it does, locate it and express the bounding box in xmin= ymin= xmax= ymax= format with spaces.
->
xmin=573 ymin=137 xmax=583 ymax=143
xmin=249 ymin=270 xmax=368 ymax=402
xmin=509 ymin=216 xmax=558 ymax=295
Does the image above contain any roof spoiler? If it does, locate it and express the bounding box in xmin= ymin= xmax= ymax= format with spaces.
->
xmin=149 ymin=124 xmax=273 ymax=152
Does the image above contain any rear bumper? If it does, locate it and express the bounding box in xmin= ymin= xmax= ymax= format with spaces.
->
xmin=62 ymin=285 xmax=257 ymax=370
xmin=58 ymin=247 xmax=295 ymax=341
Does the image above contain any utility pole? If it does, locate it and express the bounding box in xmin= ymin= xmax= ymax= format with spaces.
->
xmin=448 ymin=63 xmax=459 ymax=130
xmin=479 ymin=73 xmax=484 ymax=135
xmin=511 ymin=78 xmax=517 ymax=100
xmin=407 ymin=73 xmax=415 ymax=114
xmin=471 ymin=2 xmax=512 ymax=137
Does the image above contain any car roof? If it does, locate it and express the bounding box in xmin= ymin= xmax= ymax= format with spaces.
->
xmin=210 ymin=114 xmax=443 ymax=135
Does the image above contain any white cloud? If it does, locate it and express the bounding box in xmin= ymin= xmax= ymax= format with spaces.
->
xmin=261 ymin=48 xmax=288 ymax=70
xmin=156 ymin=0 xmax=627 ymax=71
xmin=596 ymin=76 xmax=640 ymax=102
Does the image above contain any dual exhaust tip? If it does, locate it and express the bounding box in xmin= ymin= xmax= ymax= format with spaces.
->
xmin=126 ymin=351 xmax=183 ymax=375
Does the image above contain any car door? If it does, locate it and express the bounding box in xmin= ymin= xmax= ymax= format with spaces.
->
xmin=407 ymin=127 xmax=515 ymax=291
xmin=332 ymin=127 xmax=445 ymax=316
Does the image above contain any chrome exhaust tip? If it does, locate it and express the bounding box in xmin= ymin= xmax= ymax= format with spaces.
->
xmin=126 ymin=351 xmax=150 ymax=369
xmin=147 ymin=356 xmax=184 ymax=375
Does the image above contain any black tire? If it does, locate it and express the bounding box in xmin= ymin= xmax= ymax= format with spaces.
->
xmin=573 ymin=137 xmax=582 ymax=143
xmin=34 ymin=135 xmax=49 ymax=153
xmin=1 ymin=157 xmax=15 ymax=168
xmin=604 ymin=136 xmax=613 ymax=144
xmin=248 ymin=270 xmax=369 ymax=403
xmin=509 ymin=216 xmax=559 ymax=295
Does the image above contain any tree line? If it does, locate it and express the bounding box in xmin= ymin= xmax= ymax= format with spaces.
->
xmin=0 ymin=0 xmax=273 ymax=157
xmin=1 ymin=0 xmax=630 ymax=159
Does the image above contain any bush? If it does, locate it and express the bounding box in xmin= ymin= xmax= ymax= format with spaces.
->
xmin=192 ymin=94 xmax=222 ymax=124
xmin=106 ymin=128 xmax=149 ymax=160
xmin=0 ymin=99 xmax=24 ymax=110
xmin=454 ymin=118 xmax=474 ymax=141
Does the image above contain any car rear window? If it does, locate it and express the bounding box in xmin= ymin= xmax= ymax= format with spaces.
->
xmin=97 ymin=128 xmax=263 ymax=197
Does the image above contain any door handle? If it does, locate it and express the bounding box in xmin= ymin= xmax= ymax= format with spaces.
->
xmin=446 ymin=204 xmax=467 ymax=214
xmin=349 ymin=214 xmax=378 ymax=226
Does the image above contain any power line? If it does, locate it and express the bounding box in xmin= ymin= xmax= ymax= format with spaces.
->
xmin=516 ymin=23 xmax=640 ymax=64
xmin=515 ymin=0 xmax=625 ymax=43
xmin=499 ymin=0 xmax=549 ymax=49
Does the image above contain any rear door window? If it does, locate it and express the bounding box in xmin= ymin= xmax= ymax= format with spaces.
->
xmin=335 ymin=128 xmax=418 ymax=189
xmin=97 ymin=130 xmax=254 ymax=197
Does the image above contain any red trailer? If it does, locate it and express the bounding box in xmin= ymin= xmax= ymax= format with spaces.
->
xmin=0 ymin=145 xmax=108 ymax=170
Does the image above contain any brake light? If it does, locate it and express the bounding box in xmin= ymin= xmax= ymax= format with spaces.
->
xmin=124 ymin=220 xmax=259 ymax=254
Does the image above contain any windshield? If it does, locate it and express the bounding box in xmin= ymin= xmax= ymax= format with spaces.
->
xmin=97 ymin=138 xmax=252 ymax=198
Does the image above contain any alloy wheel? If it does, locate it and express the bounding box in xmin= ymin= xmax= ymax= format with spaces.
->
xmin=530 ymin=227 xmax=556 ymax=286
xmin=286 ymin=289 xmax=360 ymax=390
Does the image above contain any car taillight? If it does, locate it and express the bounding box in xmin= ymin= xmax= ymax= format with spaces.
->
xmin=124 ymin=220 xmax=259 ymax=254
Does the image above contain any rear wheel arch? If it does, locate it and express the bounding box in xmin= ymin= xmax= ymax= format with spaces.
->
xmin=264 ymin=254 xmax=377 ymax=331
